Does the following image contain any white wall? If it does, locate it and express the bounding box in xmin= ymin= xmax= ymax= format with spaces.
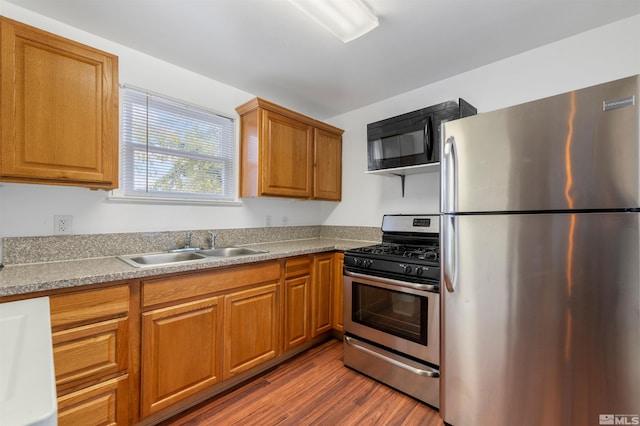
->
xmin=323 ymin=13 xmax=640 ymax=226
xmin=0 ymin=2 xmax=639 ymax=252
xmin=0 ymin=1 xmax=328 ymax=248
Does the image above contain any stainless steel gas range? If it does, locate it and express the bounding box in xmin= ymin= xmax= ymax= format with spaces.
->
xmin=343 ymin=214 xmax=440 ymax=408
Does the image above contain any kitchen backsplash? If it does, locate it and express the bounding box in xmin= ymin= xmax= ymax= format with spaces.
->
xmin=2 ymin=225 xmax=381 ymax=265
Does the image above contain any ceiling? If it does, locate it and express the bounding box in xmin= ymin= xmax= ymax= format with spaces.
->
xmin=7 ymin=0 xmax=640 ymax=119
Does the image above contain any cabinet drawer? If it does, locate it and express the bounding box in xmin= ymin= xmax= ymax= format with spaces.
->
xmin=50 ymin=285 xmax=129 ymax=329
xmin=57 ymin=374 xmax=129 ymax=426
xmin=285 ymin=256 xmax=311 ymax=278
xmin=53 ymin=317 xmax=128 ymax=392
xmin=142 ymin=261 xmax=280 ymax=308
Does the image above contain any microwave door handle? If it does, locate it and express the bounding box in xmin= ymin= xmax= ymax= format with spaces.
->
xmin=424 ymin=116 xmax=433 ymax=160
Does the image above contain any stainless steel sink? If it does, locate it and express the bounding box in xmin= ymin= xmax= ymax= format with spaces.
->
xmin=118 ymin=251 xmax=207 ymax=268
xmin=118 ymin=247 xmax=268 ymax=267
xmin=197 ymin=247 xmax=268 ymax=257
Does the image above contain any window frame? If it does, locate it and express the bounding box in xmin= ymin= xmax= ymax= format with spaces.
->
xmin=110 ymin=85 xmax=241 ymax=205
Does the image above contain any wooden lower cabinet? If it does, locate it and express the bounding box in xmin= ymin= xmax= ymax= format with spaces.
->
xmin=139 ymin=261 xmax=281 ymax=420
xmin=223 ymin=283 xmax=280 ymax=379
xmin=141 ymin=296 xmax=223 ymax=417
xmin=283 ymin=256 xmax=312 ymax=351
xmin=332 ymin=252 xmax=345 ymax=332
xmin=4 ymin=253 xmax=344 ymax=425
xmin=48 ymin=284 xmax=131 ymax=425
xmin=312 ymin=253 xmax=334 ymax=337
xmin=0 ymin=251 xmax=354 ymax=425
xmin=284 ymin=276 xmax=310 ymax=350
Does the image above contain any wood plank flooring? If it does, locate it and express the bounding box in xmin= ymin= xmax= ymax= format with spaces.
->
xmin=159 ymin=338 xmax=444 ymax=426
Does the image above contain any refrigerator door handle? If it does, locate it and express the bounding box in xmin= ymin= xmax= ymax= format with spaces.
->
xmin=441 ymin=136 xmax=458 ymax=212
xmin=443 ymin=215 xmax=457 ymax=293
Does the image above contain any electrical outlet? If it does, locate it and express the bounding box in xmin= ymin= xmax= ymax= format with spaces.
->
xmin=281 ymin=216 xmax=289 ymax=226
xmin=54 ymin=215 xmax=73 ymax=235
xmin=265 ymin=215 xmax=272 ymax=227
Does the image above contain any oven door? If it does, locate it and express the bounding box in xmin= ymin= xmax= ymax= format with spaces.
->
xmin=343 ymin=270 xmax=439 ymax=366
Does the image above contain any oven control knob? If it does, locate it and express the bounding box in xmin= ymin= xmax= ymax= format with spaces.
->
xmin=416 ymin=267 xmax=424 ymax=276
xmin=403 ymin=265 xmax=412 ymax=274
xmin=364 ymin=260 xmax=373 ymax=268
xmin=354 ymin=258 xmax=362 ymax=267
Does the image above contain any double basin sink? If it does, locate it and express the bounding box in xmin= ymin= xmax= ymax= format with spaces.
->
xmin=118 ymin=247 xmax=268 ymax=268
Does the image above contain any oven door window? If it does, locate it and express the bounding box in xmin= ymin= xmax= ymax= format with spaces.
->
xmin=352 ymin=282 xmax=427 ymax=345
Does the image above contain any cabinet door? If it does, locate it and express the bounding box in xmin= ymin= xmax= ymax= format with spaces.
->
xmin=312 ymin=253 xmax=334 ymax=337
xmin=141 ymin=296 xmax=223 ymax=417
xmin=332 ymin=252 xmax=345 ymax=332
xmin=260 ymin=110 xmax=313 ymax=198
xmin=314 ymin=129 xmax=342 ymax=201
xmin=0 ymin=17 xmax=118 ymax=189
xmin=284 ymin=275 xmax=310 ymax=351
xmin=224 ymin=283 xmax=280 ymax=379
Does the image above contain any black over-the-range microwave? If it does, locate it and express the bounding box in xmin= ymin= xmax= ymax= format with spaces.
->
xmin=367 ymin=98 xmax=477 ymax=172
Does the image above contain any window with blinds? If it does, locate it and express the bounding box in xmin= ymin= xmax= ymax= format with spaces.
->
xmin=120 ymin=87 xmax=236 ymax=202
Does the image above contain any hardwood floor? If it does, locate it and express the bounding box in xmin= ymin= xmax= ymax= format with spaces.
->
xmin=159 ymin=338 xmax=444 ymax=426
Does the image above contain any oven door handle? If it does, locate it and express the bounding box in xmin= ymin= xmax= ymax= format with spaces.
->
xmin=345 ymin=336 xmax=440 ymax=378
xmin=343 ymin=270 xmax=439 ymax=292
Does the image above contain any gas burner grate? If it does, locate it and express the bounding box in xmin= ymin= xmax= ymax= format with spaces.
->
xmin=350 ymin=243 xmax=440 ymax=263
xmin=403 ymin=248 xmax=439 ymax=262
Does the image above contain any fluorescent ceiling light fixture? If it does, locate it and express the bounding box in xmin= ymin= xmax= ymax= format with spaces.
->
xmin=288 ymin=0 xmax=379 ymax=43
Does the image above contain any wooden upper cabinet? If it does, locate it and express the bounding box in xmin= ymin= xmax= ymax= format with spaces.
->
xmin=0 ymin=17 xmax=119 ymax=189
xmin=314 ymin=129 xmax=342 ymax=201
xmin=236 ymin=98 xmax=343 ymax=201
xmin=261 ymin=110 xmax=313 ymax=198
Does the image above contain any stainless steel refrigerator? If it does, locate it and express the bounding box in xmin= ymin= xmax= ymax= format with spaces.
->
xmin=440 ymin=75 xmax=640 ymax=426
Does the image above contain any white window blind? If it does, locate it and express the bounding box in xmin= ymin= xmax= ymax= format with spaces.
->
xmin=120 ymin=87 xmax=236 ymax=201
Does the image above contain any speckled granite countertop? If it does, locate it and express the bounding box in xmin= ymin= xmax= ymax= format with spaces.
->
xmin=0 ymin=238 xmax=373 ymax=297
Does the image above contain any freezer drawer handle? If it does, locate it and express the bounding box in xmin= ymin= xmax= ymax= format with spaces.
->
xmin=345 ymin=336 xmax=439 ymax=378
